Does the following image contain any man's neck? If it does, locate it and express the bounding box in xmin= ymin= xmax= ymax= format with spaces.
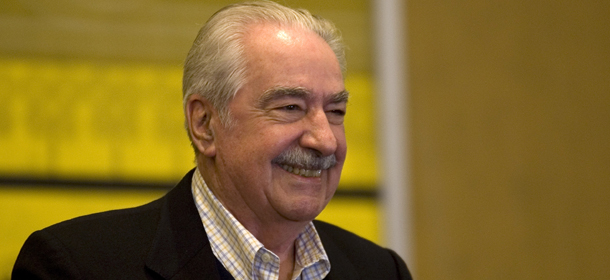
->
xmin=249 ymin=217 xmax=307 ymax=246
xmin=279 ymin=246 xmax=295 ymax=280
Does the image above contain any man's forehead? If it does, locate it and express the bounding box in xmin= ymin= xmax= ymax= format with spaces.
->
xmin=243 ymin=22 xmax=309 ymax=43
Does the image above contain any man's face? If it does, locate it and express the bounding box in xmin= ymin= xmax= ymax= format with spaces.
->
xmin=210 ymin=23 xmax=347 ymax=227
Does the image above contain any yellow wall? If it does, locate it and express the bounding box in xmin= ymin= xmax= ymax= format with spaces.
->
xmin=408 ymin=0 xmax=610 ymax=279
xmin=0 ymin=0 xmax=378 ymax=183
xmin=0 ymin=58 xmax=377 ymax=185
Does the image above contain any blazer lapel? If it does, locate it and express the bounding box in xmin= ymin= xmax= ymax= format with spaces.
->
xmin=315 ymin=222 xmax=359 ymax=280
xmin=145 ymin=169 xmax=222 ymax=280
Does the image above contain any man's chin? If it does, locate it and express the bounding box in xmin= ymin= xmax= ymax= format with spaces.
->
xmin=276 ymin=198 xmax=328 ymax=223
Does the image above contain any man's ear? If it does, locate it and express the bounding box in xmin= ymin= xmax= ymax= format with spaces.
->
xmin=186 ymin=94 xmax=217 ymax=157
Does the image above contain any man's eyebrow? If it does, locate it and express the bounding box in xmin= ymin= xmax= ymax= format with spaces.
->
xmin=257 ymin=87 xmax=349 ymax=107
xmin=329 ymin=90 xmax=350 ymax=104
xmin=258 ymin=87 xmax=310 ymax=108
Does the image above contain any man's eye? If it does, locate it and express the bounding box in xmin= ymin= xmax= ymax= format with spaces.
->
xmin=283 ymin=104 xmax=301 ymax=111
xmin=330 ymin=109 xmax=346 ymax=116
xmin=326 ymin=108 xmax=346 ymax=117
xmin=326 ymin=109 xmax=346 ymax=125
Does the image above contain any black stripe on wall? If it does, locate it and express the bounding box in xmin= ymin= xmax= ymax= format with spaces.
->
xmin=0 ymin=176 xmax=378 ymax=199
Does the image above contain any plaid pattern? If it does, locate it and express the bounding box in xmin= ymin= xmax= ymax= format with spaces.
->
xmin=192 ymin=169 xmax=331 ymax=280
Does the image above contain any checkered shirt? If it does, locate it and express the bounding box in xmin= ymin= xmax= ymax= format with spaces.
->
xmin=191 ymin=169 xmax=331 ymax=280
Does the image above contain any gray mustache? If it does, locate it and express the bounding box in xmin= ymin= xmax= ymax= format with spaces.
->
xmin=272 ymin=147 xmax=337 ymax=170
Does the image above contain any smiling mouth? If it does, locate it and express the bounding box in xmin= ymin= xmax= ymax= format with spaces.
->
xmin=280 ymin=164 xmax=322 ymax=178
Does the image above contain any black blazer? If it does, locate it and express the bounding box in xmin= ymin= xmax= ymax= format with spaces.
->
xmin=13 ymin=169 xmax=412 ymax=279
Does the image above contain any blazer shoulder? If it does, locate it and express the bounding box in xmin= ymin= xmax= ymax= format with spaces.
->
xmin=13 ymin=169 xmax=198 ymax=279
xmin=13 ymin=195 xmax=166 ymax=279
xmin=313 ymin=220 xmax=413 ymax=280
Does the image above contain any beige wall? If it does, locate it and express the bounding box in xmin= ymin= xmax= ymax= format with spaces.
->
xmin=408 ymin=0 xmax=610 ymax=279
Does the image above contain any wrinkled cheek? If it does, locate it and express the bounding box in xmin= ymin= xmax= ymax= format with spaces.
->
xmin=326 ymin=167 xmax=342 ymax=196
xmin=336 ymin=144 xmax=348 ymax=170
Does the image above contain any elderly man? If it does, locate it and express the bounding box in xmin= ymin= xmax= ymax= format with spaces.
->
xmin=13 ymin=1 xmax=412 ymax=279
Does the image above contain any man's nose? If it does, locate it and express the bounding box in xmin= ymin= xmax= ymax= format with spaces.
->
xmin=299 ymin=109 xmax=338 ymax=157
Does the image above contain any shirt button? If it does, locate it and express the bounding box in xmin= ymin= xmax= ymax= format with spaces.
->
xmin=261 ymin=253 xmax=271 ymax=263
